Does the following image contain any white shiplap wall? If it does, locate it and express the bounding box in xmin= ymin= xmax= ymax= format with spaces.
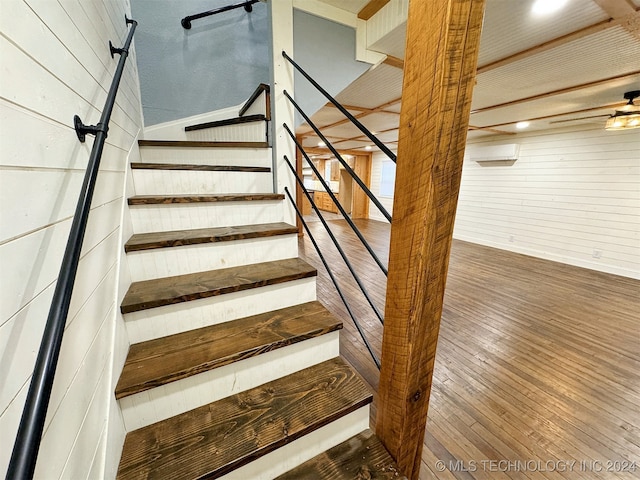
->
xmin=0 ymin=0 xmax=142 ymax=478
xmin=455 ymin=126 xmax=639 ymax=279
xmin=369 ymin=126 xmax=640 ymax=278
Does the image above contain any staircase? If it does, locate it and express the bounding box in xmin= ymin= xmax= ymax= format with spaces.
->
xmin=114 ymin=111 xmax=402 ymax=478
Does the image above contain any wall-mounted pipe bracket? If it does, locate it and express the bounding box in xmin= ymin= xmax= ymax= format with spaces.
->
xmin=74 ymin=115 xmax=108 ymax=143
xmin=109 ymin=40 xmax=126 ymax=58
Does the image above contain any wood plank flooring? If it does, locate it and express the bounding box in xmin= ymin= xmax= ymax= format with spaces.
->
xmin=297 ymin=218 xmax=640 ymax=480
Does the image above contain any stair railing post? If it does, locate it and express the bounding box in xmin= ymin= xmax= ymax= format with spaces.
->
xmin=374 ymin=0 xmax=486 ymax=478
xmin=268 ymin=0 xmax=296 ymax=226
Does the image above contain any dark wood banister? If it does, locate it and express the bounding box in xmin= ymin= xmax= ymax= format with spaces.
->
xmin=239 ymin=83 xmax=270 ymax=118
xmin=6 ymin=16 xmax=137 ymax=480
xmin=183 ymin=84 xmax=271 ymax=133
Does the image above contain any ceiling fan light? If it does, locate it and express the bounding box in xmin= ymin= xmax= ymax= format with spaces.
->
xmin=605 ymin=113 xmax=640 ymax=131
xmin=605 ymin=90 xmax=640 ymax=131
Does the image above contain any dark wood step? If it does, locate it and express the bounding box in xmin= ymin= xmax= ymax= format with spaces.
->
xmin=275 ymin=429 xmax=405 ymax=480
xmin=116 ymin=357 xmax=372 ymax=480
xmin=185 ymin=114 xmax=267 ymax=132
xmin=131 ymin=162 xmax=270 ymax=172
xmin=239 ymin=83 xmax=270 ymax=118
xmin=115 ymin=301 xmax=342 ymax=399
xmin=128 ymin=193 xmax=284 ymax=205
xmin=138 ymin=140 xmax=269 ymax=148
xmin=120 ymin=257 xmax=316 ymax=314
xmin=124 ymin=222 xmax=298 ymax=253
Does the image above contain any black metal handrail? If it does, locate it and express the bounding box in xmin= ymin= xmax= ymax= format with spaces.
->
xmin=181 ymin=0 xmax=261 ymax=29
xmin=6 ymin=16 xmax=137 ymax=480
xmin=284 ymin=124 xmax=388 ymax=277
xmin=284 ymin=188 xmax=381 ymax=369
xmin=282 ymin=50 xmax=397 ymax=163
xmin=283 ymin=92 xmax=392 ymax=223
xmin=283 ymin=156 xmax=384 ymax=324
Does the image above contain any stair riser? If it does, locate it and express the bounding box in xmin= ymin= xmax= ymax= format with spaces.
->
xmin=223 ymin=407 xmax=371 ymax=480
xmin=124 ymin=278 xmax=317 ymax=344
xmin=130 ymin=201 xmax=284 ymax=234
xmin=127 ymin=235 xmax=298 ymax=282
xmin=119 ymin=331 xmax=340 ymax=431
xmin=132 ymin=170 xmax=272 ymax=195
xmin=139 ymin=146 xmax=271 ymax=167
xmin=185 ymin=121 xmax=267 ymax=143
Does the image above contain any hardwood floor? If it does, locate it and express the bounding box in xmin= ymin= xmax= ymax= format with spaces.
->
xmin=297 ymin=218 xmax=640 ymax=480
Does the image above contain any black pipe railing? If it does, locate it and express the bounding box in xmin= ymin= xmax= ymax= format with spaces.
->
xmin=181 ymin=0 xmax=261 ymax=29
xmin=284 ymin=188 xmax=381 ymax=369
xmin=282 ymin=50 xmax=397 ymax=163
xmin=283 ymin=92 xmax=392 ymax=224
xmin=284 ymin=125 xmax=389 ymax=277
xmin=283 ymin=156 xmax=384 ymax=324
xmin=6 ymin=16 xmax=137 ymax=480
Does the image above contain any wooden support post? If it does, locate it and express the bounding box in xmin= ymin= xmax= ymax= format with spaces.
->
xmin=375 ymin=0 xmax=485 ymax=478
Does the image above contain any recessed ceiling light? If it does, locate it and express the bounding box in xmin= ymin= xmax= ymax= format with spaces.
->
xmin=317 ymin=141 xmax=325 ymax=147
xmin=365 ymin=145 xmax=372 ymax=150
xmin=515 ymin=121 xmax=530 ymax=129
xmin=531 ymin=0 xmax=567 ymax=15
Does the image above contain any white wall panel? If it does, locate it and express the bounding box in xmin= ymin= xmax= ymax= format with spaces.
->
xmin=454 ymin=126 xmax=640 ymax=278
xmin=368 ymin=151 xmax=395 ymax=222
xmin=370 ymin=127 xmax=639 ymax=277
xmin=0 ymin=0 xmax=143 ymax=478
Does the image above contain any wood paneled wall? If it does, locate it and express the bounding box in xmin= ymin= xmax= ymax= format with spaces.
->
xmin=456 ymin=126 xmax=640 ymax=279
xmin=370 ymin=126 xmax=639 ymax=279
xmin=0 ymin=0 xmax=143 ymax=477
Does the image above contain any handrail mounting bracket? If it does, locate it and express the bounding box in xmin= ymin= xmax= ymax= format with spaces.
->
xmin=74 ymin=115 xmax=108 ymax=143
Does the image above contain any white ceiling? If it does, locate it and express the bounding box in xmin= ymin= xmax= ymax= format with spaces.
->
xmin=298 ymin=0 xmax=640 ymax=155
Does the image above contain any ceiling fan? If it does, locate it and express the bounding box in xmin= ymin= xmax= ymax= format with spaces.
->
xmin=604 ymin=90 xmax=640 ymax=130
xmin=550 ymin=91 xmax=640 ymax=130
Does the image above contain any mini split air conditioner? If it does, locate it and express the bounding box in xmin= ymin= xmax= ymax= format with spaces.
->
xmin=469 ymin=143 xmax=520 ymax=162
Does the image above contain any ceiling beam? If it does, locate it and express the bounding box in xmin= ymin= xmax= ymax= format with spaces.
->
xmin=318 ymin=97 xmax=402 ymax=132
xmin=471 ymin=70 xmax=640 ymax=114
xmin=468 ymin=125 xmax=516 ymax=135
xmin=302 ymin=146 xmax=372 ymax=156
xmin=592 ymin=0 xmax=640 ymax=40
xmin=383 ymin=55 xmax=405 ymax=69
xmin=476 ymin=101 xmax=626 ymax=129
xmin=357 ymin=0 xmax=390 ymax=20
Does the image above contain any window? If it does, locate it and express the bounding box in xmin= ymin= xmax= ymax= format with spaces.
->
xmin=380 ymin=161 xmax=396 ymax=198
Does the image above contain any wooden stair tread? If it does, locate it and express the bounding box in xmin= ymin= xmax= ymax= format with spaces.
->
xmin=131 ymin=162 xmax=270 ymax=172
xmin=128 ymin=193 xmax=284 ymax=205
xmin=120 ymin=258 xmax=316 ymax=314
xmin=124 ymin=222 xmax=297 ymax=252
xmin=116 ymin=357 xmax=372 ymax=480
xmin=138 ymin=140 xmax=269 ymax=148
xmin=185 ymin=114 xmax=267 ymax=132
xmin=275 ymin=429 xmax=405 ymax=480
xmin=115 ymin=301 xmax=342 ymax=399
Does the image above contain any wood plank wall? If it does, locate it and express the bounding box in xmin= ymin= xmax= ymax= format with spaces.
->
xmin=369 ymin=126 xmax=640 ymax=279
xmin=456 ymin=126 xmax=640 ymax=279
xmin=0 ymin=0 xmax=143 ymax=478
